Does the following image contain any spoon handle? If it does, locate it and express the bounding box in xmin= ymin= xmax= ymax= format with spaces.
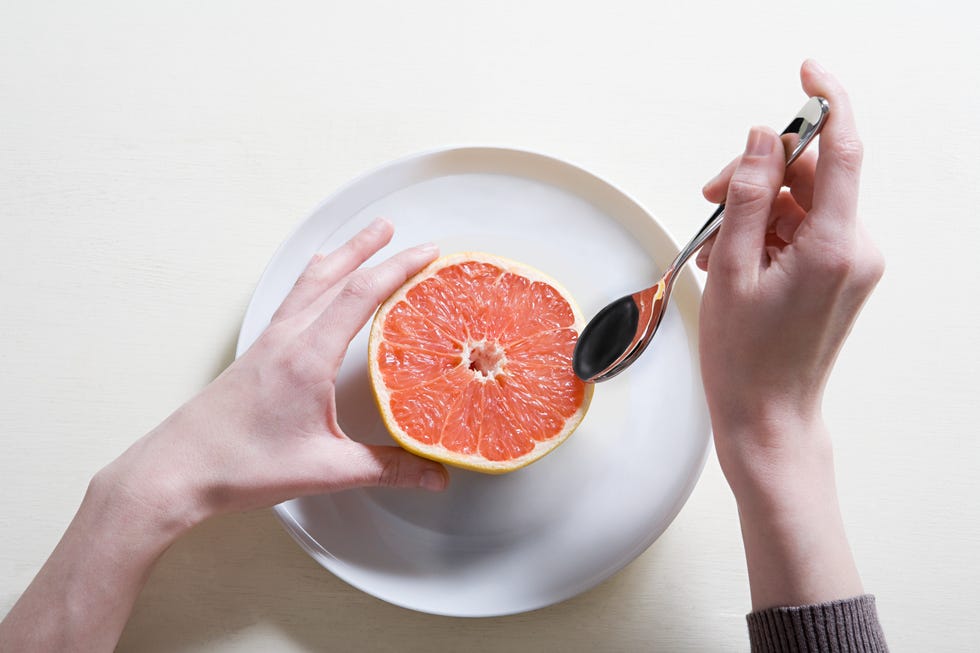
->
xmin=668 ymin=96 xmax=830 ymax=277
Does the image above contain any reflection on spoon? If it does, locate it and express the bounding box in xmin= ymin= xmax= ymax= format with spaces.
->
xmin=573 ymin=96 xmax=830 ymax=383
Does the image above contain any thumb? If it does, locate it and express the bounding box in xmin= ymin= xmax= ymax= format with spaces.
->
xmin=338 ymin=442 xmax=449 ymax=492
xmin=709 ymin=127 xmax=784 ymax=282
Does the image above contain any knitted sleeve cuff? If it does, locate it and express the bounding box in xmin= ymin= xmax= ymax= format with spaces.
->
xmin=747 ymin=594 xmax=888 ymax=652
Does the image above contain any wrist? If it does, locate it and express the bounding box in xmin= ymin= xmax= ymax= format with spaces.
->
xmin=711 ymin=408 xmax=835 ymax=506
xmin=96 ymin=419 xmax=216 ymax=545
xmin=711 ymin=411 xmax=864 ymax=610
xmin=89 ymin=463 xmax=201 ymax=549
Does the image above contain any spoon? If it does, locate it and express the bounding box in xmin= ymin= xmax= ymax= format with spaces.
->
xmin=572 ymin=96 xmax=830 ymax=383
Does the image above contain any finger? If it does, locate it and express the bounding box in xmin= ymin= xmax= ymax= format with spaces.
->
xmin=272 ymin=253 xmax=327 ymax=325
xmin=306 ymin=243 xmax=439 ymax=363
xmin=702 ymin=155 xmax=740 ymax=204
xmin=700 ymin=141 xmax=809 ymax=270
xmin=272 ymin=217 xmax=395 ymax=324
xmin=783 ymin=148 xmax=818 ymax=211
xmin=337 ymin=442 xmax=449 ymax=491
xmin=800 ymin=59 xmax=863 ymax=229
xmin=763 ymin=191 xmax=808 ymax=264
xmin=289 ymin=267 xmax=384 ymax=335
xmin=771 ymin=190 xmax=807 ymax=244
xmin=708 ymin=127 xmax=785 ymax=281
xmin=706 ymin=142 xmax=817 ymax=212
xmin=695 ymin=234 xmax=715 ymax=271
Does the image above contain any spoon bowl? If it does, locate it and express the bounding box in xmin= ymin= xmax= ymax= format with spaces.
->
xmin=573 ymin=96 xmax=830 ymax=383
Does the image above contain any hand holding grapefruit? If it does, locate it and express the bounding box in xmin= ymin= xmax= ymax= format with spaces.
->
xmin=369 ymin=252 xmax=593 ymax=473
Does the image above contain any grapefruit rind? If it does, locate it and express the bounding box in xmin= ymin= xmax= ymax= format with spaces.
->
xmin=368 ymin=252 xmax=594 ymax=474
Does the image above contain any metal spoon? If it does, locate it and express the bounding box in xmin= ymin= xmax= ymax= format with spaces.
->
xmin=572 ymin=96 xmax=830 ymax=383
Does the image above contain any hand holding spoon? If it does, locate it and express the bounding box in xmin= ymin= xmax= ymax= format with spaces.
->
xmin=572 ymin=96 xmax=830 ymax=383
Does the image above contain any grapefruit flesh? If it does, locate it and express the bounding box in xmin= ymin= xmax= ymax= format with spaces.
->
xmin=368 ymin=252 xmax=593 ymax=473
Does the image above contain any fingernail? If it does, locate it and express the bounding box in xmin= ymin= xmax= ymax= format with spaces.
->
xmin=808 ymin=58 xmax=826 ymax=74
xmin=745 ymin=128 xmax=773 ymax=156
xmin=416 ymin=242 xmax=438 ymax=255
xmin=369 ymin=217 xmax=390 ymax=232
xmin=420 ymin=469 xmax=446 ymax=491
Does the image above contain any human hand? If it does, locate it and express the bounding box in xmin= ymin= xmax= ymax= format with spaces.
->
xmin=0 ymin=220 xmax=451 ymax=652
xmin=696 ymin=60 xmax=884 ymax=496
xmin=696 ymin=60 xmax=883 ymax=611
xmin=101 ymin=218 xmax=449 ymax=530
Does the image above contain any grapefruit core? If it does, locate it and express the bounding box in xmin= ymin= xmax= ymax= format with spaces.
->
xmin=368 ymin=252 xmax=594 ymax=474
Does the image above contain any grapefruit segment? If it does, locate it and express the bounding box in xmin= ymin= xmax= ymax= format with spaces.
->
xmin=380 ymin=301 xmax=461 ymax=354
xmin=440 ymin=381 xmax=484 ymax=456
xmin=375 ymin=341 xmax=459 ymax=391
xmin=389 ymin=367 xmax=469 ymax=445
xmin=369 ymin=252 xmax=593 ymax=473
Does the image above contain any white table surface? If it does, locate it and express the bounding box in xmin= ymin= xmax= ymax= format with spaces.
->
xmin=2 ymin=1 xmax=977 ymax=651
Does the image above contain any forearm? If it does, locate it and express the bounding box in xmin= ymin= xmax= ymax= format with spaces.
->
xmin=0 ymin=461 xmax=200 ymax=652
xmin=716 ymin=415 xmax=863 ymax=611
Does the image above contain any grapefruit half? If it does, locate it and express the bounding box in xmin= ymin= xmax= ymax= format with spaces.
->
xmin=368 ymin=252 xmax=593 ymax=474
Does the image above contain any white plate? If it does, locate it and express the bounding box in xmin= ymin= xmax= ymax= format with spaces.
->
xmin=236 ymin=147 xmax=711 ymax=617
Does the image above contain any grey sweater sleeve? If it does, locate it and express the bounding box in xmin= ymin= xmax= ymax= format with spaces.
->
xmin=747 ymin=594 xmax=888 ymax=652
